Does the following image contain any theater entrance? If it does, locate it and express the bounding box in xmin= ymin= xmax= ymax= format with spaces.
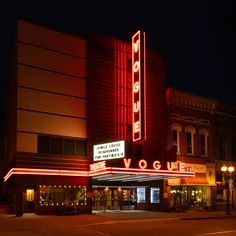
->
xmin=92 ymin=187 xmax=136 ymax=211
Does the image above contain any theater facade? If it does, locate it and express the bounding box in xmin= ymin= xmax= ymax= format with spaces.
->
xmin=1 ymin=20 xmax=234 ymax=216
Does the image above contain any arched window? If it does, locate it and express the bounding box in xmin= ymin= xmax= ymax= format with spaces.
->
xmin=171 ymin=123 xmax=182 ymax=154
xmin=199 ymin=128 xmax=209 ymax=156
xmin=185 ymin=126 xmax=196 ymax=155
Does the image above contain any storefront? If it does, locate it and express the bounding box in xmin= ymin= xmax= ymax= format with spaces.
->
xmin=92 ymin=186 xmax=136 ymax=210
xmin=169 ymin=185 xmax=211 ymax=209
xmin=168 ymin=163 xmax=216 ymax=210
xmin=92 ymin=185 xmax=164 ymax=211
xmin=90 ymin=145 xmax=195 ymax=211
xmin=21 ymin=185 xmax=87 ymax=214
xmin=3 ymin=169 xmax=90 ymax=216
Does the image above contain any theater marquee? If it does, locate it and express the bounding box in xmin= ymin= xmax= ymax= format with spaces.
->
xmin=93 ymin=140 xmax=125 ymax=161
xmin=90 ymin=160 xmax=195 ymax=182
xmin=132 ymin=30 xmax=146 ymax=142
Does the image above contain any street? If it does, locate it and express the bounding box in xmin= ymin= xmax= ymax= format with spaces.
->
xmin=85 ymin=218 xmax=236 ymax=236
xmin=0 ymin=213 xmax=236 ymax=236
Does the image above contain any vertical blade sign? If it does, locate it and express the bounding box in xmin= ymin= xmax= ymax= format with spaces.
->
xmin=132 ymin=30 xmax=146 ymax=142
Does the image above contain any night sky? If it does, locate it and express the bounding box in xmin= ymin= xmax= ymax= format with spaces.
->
xmin=1 ymin=0 xmax=236 ymax=105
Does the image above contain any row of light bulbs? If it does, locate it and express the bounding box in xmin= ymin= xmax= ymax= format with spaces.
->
xmin=170 ymin=190 xmax=202 ymax=194
xmin=39 ymin=185 xmax=87 ymax=189
xmin=39 ymin=202 xmax=87 ymax=206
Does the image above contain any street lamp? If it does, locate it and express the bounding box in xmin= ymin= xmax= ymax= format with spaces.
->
xmin=221 ymin=164 xmax=235 ymax=215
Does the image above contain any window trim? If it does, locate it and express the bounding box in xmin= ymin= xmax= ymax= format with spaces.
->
xmin=185 ymin=126 xmax=196 ymax=155
xmin=171 ymin=123 xmax=182 ymax=154
xmin=199 ymin=128 xmax=209 ymax=157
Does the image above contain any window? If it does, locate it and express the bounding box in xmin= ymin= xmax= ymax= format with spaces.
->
xmin=172 ymin=130 xmax=177 ymax=145
xmin=218 ymin=136 xmax=225 ymax=160
xmin=200 ymin=135 xmax=206 ymax=155
xmin=37 ymin=135 xmax=87 ymax=157
xmin=216 ymin=171 xmax=223 ymax=182
xmin=199 ymin=129 xmax=209 ymax=157
xmin=232 ymin=137 xmax=236 ymax=162
xmin=170 ymin=186 xmax=211 ymax=208
xmin=171 ymin=123 xmax=182 ymax=153
xmin=38 ymin=136 xmax=50 ymax=154
xmin=26 ymin=189 xmax=34 ymax=202
xmin=185 ymin=126 xmax=196 ymax=155
xmin=51 ymin=137 xmax=62 ymax=155
xmin=39 ymin=185 xmax=87 ymax=206
xmin=64 ymin=139 xmax=75 ymax=156
xmin=150 ymin=187 xmax=160 ymax=203
xmin=76 ymin=140 xmax=87 ymax=156
xmin=187 ymin=132 xmax=192 ymax=154
xmin=137 ymin=187 xmax=146 ymax=203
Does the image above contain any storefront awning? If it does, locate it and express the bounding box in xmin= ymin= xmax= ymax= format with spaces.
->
xmin=181 ymin=173 xmax=209 ymax=185
xmin=3 ymin=166 xmax=195 ymax=183
xmin=91 ymin=167 xmax=195 ymax=183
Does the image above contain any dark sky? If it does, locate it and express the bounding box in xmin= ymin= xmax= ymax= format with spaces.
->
xmin=1 ymin=0 xmax=236 ymax=105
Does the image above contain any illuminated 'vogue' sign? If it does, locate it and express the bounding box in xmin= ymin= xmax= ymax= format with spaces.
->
xmin=132 ymin=30 xmax=146 ymax=142
xmin=90 ymin=159 xmax=191 ymax=172
xmin=93 ymin=141 xmax=125 ymax=161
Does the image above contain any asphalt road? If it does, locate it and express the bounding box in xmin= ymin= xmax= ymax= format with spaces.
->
xmin=0 ymin=214 xmax=236 ymax=236
xmin=85 ymin=218 xmax=236 ymax=236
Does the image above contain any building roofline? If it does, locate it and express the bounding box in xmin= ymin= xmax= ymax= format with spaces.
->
xmin=166 ymin=87 xmax=217 ymax=112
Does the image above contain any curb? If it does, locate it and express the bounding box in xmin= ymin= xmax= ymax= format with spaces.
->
xmin=180 ymin=215 xmax=236 ymax=220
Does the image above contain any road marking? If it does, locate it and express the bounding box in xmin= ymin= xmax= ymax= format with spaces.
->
xmin=197 ymin=230 xmax=236 ymax=235
xmin=77 ymin=217 xmax=180 ymax=228
xmin=87 ymin=229 xmax=112 ymax=236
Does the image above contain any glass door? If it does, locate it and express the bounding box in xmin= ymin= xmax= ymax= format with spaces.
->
xmin=24 ymin=189 xmax=35 ymax=212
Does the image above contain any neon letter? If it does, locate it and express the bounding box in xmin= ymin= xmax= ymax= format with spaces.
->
xmin=133 ymin=101 xmax=140 ymax=113
xmin=134 ymin=121 xmax=140 ymax=133
xmin=139 ymin=159 xmax=147 ymax=169
xmin=133 ymin=61 xmax=140 ymax=72
xmin=133 ymin=81 xmax=140 ymax=93
xmin=153 ymin=161 xmax=161 ymax=170
xmin=133 ymin=40 xmax=139 ymax=53
xmin=90 ymin=161 xmax=106 ymax=171
xmin=124 ymin=158 xmax=131 ymax=168
xmin=178 ymin=162 xmax=186 ymax=171
xmin=167 ymin=162 xmax=174 ymax=171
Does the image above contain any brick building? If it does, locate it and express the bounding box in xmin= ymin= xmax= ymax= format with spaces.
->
xmin=214 ymin=103 xmax=236 ymax=209
xmin=166 ymin=88 xmax=216 ymax=209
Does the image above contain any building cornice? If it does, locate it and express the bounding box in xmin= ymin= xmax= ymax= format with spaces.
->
xmin=215 ymin=103 xmax=236 ymax=118
xmin=166 ymin=88 xmax=216 ymax=112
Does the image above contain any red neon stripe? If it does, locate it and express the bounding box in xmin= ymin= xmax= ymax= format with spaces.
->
xmin=111 ymin=170 xmax=195 ymax=177
xmin=111 ymin=167 xmax=195 ymax=175
xmin=3 ymin=168 xmax=89 ymax=182
xmin=3 ymin=166 xmax=195 ymax=182
xmin=132 ymin=31 xmax=140 ymax=141
xmin=143 ymin=31 xmax=146 ymax=140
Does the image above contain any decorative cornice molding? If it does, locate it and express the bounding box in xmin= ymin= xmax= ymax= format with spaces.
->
xmin=166 ymin=88 xmax=216 ymax=112
xmin=167 ymin=88 xmax=236 ymax=118
xmin=171 ymin=113 xmax=209 ymax=126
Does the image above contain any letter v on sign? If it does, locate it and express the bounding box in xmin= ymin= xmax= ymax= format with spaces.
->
xmin=133 ymin=40 xmax=139 ymax=53
xmin=124 ymin=158 xmax=131 ymax=168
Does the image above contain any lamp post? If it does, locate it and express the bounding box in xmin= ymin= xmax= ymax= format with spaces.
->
xmin=221 ymin=164 xmax=235 ymax=215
